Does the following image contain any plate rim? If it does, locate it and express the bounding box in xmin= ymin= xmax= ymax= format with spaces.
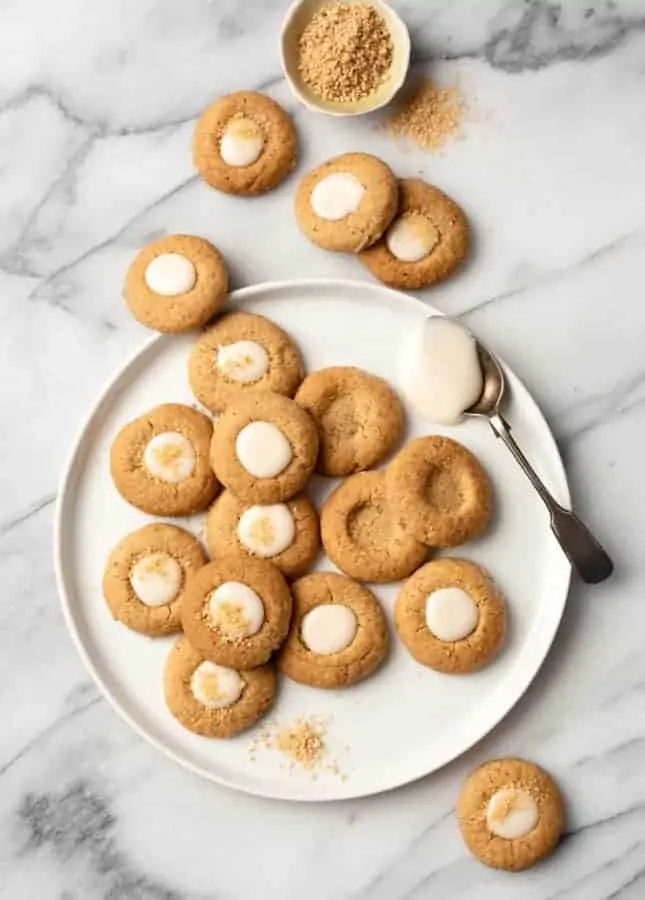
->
xmin=54 ymin=277 xmax=571 ymax=802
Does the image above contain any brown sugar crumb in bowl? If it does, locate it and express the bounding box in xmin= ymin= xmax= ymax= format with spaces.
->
xmin=360 ymin=178 xmax=470 ymax=290
xmin=297 ymin=3 xmax=394 ymax=104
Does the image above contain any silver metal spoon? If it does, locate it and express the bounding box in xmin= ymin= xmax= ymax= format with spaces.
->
xmin=464 ymin=334 xmax=613 ymax=584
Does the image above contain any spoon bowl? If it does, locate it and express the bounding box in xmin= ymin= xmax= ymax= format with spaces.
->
xmin=466 ymin=342 xmax=506 ymax=419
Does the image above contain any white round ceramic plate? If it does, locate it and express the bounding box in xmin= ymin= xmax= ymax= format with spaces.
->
xmin=55 ymin=278 xmax=571 ymax=801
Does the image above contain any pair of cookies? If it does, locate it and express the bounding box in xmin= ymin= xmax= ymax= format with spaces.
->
xmin=124 ymin=90 xmax=297 ymax=335
xmin=295 ymin=153 xmax=469 ymax=290
xmin=320 ymin=435 xmax=492 ymax=580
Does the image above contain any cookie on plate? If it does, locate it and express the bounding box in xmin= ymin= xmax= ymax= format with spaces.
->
xmin=102 ymin=523 xmax=207 ymax=637
xmin=295 ymin=153 xmax=398 ymax=252
xmin=193 ymin=91 xmax=297 ymax=196
xmin=206 ymin=490 xmax=319 ymax=578
xmin=110 ymin=403 xmax=219 ymax=517
xmin=385 ymin=435 xmax=492 ymax=547
xmin=458 ymin=758 xmax=565 ymax=870
xmin=124 ymin=234 xmax=228 ymax=333
xmin=180 ymin=556 xmax=293 ymax=669
xmin=360 ymin=179 xmax=470 ymax=289
xmin=295 ymin=366 xmax=403 ymax=476
xmin=395 ymin=558 xmax=507 ymax=673
xmin=210 ymin=392 xmax=319 ymax=503
xmin=188 ymin=310 xmax=304 ymax=413
xmin=164 ymin=636 xmax=276 ymax=738
xmin=279 ymin=571 xmax=389 ymax=689
xmin=321 ymin=471 xmax=426 ymax=583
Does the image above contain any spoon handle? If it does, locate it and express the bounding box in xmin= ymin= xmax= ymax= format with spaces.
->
xmin=489 ymin=414 xmax=613 ymax=584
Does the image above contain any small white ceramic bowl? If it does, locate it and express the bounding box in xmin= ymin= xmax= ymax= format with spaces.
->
xmin=280 ymin=0 xmax=411 ymax=117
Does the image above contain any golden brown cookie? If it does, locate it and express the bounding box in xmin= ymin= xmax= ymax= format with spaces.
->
xmin=295 ymin=153 xmax=398 ymax=252
xmin=193 ymin=91 xmax=297 ymax=196
xmin=210 ymin=392 xmax=319 ymax=503
xmin=110 ymin=403 xmax=219 ymax=517
xmin=279 ymin=571 xmax=389 ymax=689
xmin=360 ymin=179 xmax=470 ymax=289
xmin=321 ymin=471 xmax=426 ymax=583
xmin=188 ymin=310 xmax=304 ymax=413
xmin=458 ymin=758 xmax=565 ymax=871
xmin=385 ymin=436 xmax=492 ymax=547
xmin=180 ymin=556 xmax=293 ymax=669
xmin=124 ymin=234 xmax=228 ymax=333
xmin=102 ymin=524 xmax=207 ymax=637
xmin=295 ymin=366 xmax=403 ymax=476
xmin=206 ymin=490 xmax=319 ymax=578
xmin=164 ymin=636 xmax=276 ymax=738
xmin=395 ymin=558 xmax=506 ymax=673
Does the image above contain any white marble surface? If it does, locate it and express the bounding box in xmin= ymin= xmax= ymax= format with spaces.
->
xmin=1 ymin=0 xmax=644 ymax=897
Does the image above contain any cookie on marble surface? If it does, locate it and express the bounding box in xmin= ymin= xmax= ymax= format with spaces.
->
xmin=385 ymin=435 xmax=492 ymax=547
xmin=188 ymin=310 xmax=304 ymax=413
xmin=360 ymin=179 xmax=469 ymax=289
xmin=295 ymin=152 xmax=398 ymax=252
xmin=395 ymin=558 xmax=506 ymax=673
xmin=164 ymin=636 xmax=276 ymax=738
xmin=180 ymin=556 xmax=293 ymax=669
xmin=206 ymin=490 xmax=319 ymax=578
xmin=110 ymin=403 xmax=219 ymax=517
xmin=124 ymin=234 xmax=228 ymax=333
xmin=102 ymin=523 xmax=207 ymax=637
xmin=458 ymin=758 xmax=564 ymax=870
xmin=210 ymin=392 xmax=319 ymax=504
xmin=321 ymin=471 xmax=426 ymax=583
xmin=295 ymin=366 xmax=403 ymax=476
xmin=279 ymin=571 xmax=389 ymax=689
xmin=193 ymin=91 xmax=297 ymax=196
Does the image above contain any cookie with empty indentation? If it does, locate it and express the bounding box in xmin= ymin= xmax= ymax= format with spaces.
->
xmin=206 ymin=490 xmax=319 ymax=578
xmin=321 ymin=471 xmax=426 ymax=583
xmin=188 ymin=310 xmax=304 ymax=413
xmin=395 ymin=558 xmax=506 ymax=673
xmin=295 ymin=366 xmax=403 ymax=476
xmin=110 ymin=403 xmax=219 ymax=516
xmin=458 ymin=758 xmax=564 ymax=871
xmin=385 ymin=435 xmax=492 ymax=547
xmin=180 ymin=556 xmax=293 ymax=669
xmin=209 ymin=392 xmax=319 ymax=504
xmin=124 ymin=234 xmax=228 ymax=333
xmin=164 ymin=636 xmax=276 ymax=738
xmin=279 ymin=571 xmax=389 ymax=689
xmin=102 ymin=523 xmax=207 ymax=637
xmin=360 ymin=179 xmax=469 ymax=289
xmin=193 ymin=91 xmax=297 ymax=196
xmin=295 ymin=153 xmax=398 ymax=252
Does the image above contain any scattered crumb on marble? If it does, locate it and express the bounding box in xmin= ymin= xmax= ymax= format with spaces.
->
xmin=384 ymin=78 xmax=466 ymax=152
